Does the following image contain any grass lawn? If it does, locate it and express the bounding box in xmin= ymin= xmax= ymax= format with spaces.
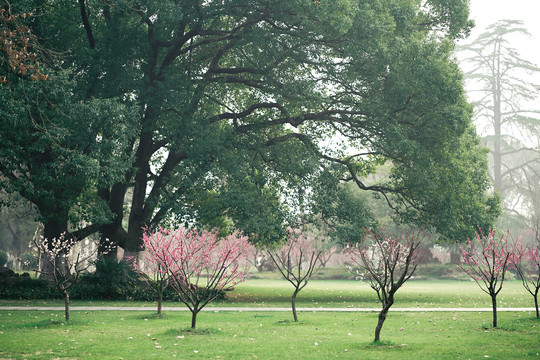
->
xmin=1 ymin=279 xmax=533 ymax=310
xmin=0 ymin=309 xmax=538 ymax=359
xmin=1 ymin=278 xmax=539 ymax=359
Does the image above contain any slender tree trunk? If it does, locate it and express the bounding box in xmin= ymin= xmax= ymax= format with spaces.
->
xmin=534 ymin=294 xmax=539 ymax=318
xmin=157 ymin=293 xmax=163 ymax=316
xmin=374 ymin=309 xmax=388 ymax=342
xmin=291 ymin=289 xmax=299 ymax=322
xmin=64 ymin=291 xmax=70 ymax=322
xmin=191 ymin=310 xmax=199 ymax=329
xmin=491 ymin=295 xmax=498 ymax=327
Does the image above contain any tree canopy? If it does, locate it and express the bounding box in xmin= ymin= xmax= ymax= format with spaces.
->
xmin=0 ymin=0 xmax=498 ymax=254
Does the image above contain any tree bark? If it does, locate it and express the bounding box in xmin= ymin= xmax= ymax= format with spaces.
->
xmin=491 ymin=295 xmax=498 ymax=327
xmin=534 ymin=294 xmax=539 ymax=318
xmin=157 ymin=294 xmax=163 ymax=316
xmin=191 ymin=310 xmax=199 ymax=329
xmin=64 ymin=291 xmax=70 ymax=322
xmin=291 ymin=289 xmax=299 ymax=322
xmin=374 ymin=309 xmax=388 ymax=342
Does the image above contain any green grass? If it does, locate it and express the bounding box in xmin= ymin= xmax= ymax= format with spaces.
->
xmin=1 ymin=278 xmax=539 ymax=359
xmin=0 ymin=310 xmax=538 ymax=359
xmin=0 ymin=278 xmax=534 ymax=309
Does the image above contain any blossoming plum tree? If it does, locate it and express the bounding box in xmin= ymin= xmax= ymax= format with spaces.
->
xmin=142 ymin=227 xmax=252 ymax=329
xmin=458 ymin=228 xmax=517 ymax=327
xmin=348 ymin=227 xmax=426 ymax=342
xmin=129 ymin=228 xmax=175 ymax=315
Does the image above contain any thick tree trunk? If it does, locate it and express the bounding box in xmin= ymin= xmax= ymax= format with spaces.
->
xmin=98 ymin=183 xmax=129 ymax=261
xmin=291 ymin=289 xmax=299 ymax=322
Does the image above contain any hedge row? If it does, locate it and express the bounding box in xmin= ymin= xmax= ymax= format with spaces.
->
xmin=0 ymin=260 xmax=225 ymax=301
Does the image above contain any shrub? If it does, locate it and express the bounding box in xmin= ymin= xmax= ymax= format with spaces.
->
xmin=0 ymin=250 xmax=8 ymax=268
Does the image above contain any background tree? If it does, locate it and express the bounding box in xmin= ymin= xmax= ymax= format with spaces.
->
xmin=1 ymin=0 xmax=499 ymax=263
xmin=457 ymin=228 xmax=517 ymax=327
xmin=458 ymin=20 xmax=540 ymax=235
xmin=348 ymin=226 xmax=426 ymax=342
xmin=267 ymin=230 xmax=325 ymax=322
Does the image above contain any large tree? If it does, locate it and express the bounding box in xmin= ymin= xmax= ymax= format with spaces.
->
xmin=458 ymin=20 xmax=540 ymax=233
xmin=2 ymin=0 xmax=498 ymax=259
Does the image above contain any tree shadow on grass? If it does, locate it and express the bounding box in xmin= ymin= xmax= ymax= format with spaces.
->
xmin=23 ymin=318 xmax=88 ymax=329
xmin=364 ymin=341 xmax=410 ymax=350
xmin=162 ymin=327 xmax=220 ymax=336
xmin=134 ymin=313 xmax=168 ymax=320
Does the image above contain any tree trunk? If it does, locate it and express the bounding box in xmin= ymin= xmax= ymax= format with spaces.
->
xmin=291 ymin=289 xmax=299 ymax=322
xmin=191 ymin=310 xmax=199 ymax=329
xmin=64 ymin=291 xmax=70 ymax=322
xmin=491 ymin=295 xmax=498 ymax=327
xmin=157 ymin=294 xmax=163 ymax=316
xmin=374 ymin=308 xmax=388 ymax=342
xmin=534 ymin=294 xmax=539 ymax=318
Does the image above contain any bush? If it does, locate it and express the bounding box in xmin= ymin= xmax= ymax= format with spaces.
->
xmin=0 ymin=269 xmax=59 ymax=299
xmin=0 ymin=250 xmax=8 ymax=268
xmin=0 ymin=258 xmax=226 ymax=302
xmin=71 ymin=259 xmax=142 ymax=300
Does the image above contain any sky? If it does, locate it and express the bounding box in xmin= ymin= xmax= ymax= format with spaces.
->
xmin=463 ymin=0 xmax=540 ymax=62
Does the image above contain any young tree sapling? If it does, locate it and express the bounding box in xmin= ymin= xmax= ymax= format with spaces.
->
xmin=348 ymin=227 xmax=426 ymax=342
xmin=458 ymin=228 xmax=517 ymax=327
xmin=129 ymin=227 xmax=175 ymax=315
xmin=267 ymin=230 xmax=324 ymax=322
xmin=512 ymin=239 xmax=540 ymax=318
xmin=24 ymin=233 xmax=111 ymax=321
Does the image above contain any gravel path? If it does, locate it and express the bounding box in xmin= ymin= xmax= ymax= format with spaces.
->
xmin=0 ymin=306 xmax=536 ymax=312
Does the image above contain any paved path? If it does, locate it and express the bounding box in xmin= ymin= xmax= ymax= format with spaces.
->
xmin=0 ymin=306 xmax=536 ymax=312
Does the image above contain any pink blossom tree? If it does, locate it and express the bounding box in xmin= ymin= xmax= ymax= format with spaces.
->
xmin=147 ymin=227 xmax=251 ymax=329
xmin=129 ymin=227 xmax=175 ymax=316
xmin=266 ymin=230 xmax=324 ymax=322
xmin=457 ymin=228 xmax=517 ymax=327
xmin=512 ymin=240 xmax=540 ymax=318
xmin=348 ymin=227 xmax=426 ymax=342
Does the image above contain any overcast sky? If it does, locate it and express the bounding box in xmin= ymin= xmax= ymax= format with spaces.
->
xmin=463 ymin=0 xmax=540 ymax=62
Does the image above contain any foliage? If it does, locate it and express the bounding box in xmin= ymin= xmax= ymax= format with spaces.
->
xmin=0 ymin=249 xmax=7 ymax=267
xmin=0 ymin=0 xmax=48 ymax=83
xmin=0 ymin=270 xmax=59 ymax=299
xmin=348 ymin=226 xmax=427 ymax=342
xmin=72 ymin=259 xmax=142 ymax=301
xmin=457 ymin=228 xmax=518 ymax=327
xmin=0 ymin=0 xmax=497 ymax=259
xmin=266 ymin=229 xmax=324 ymax=322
